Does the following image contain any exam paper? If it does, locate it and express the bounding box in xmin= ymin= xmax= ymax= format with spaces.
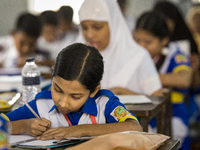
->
xmin=9 ymin=134 xmax=56 ymax=147
xmin=117 ymin=95 xmax=152 ymax=104
xmin=9 ymin=134 xmax=92 ymax=148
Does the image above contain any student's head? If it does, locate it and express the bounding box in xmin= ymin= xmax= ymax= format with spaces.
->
xmin=12 ymin=12 xmax=41 ymax=56
xmin=133 ymin=11 xmax=170 ymax=58
xmin=39 ymin=10 xmax=58 ymax=42
xmin=77 ymin=0 xmax=134 ymax=53
xmin=52 ymin=43 xmax=104 ymax=113
xmin=153 ymin=0 xmax=198 ymax=54
xmin=57 ymin=6 xmax=74 ymax=33
xmin=78 ymin=0 xmax=110 ymax=51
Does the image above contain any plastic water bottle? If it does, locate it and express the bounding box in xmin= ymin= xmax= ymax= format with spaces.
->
xmin=22 ymin=57 xmax=41 ymax=103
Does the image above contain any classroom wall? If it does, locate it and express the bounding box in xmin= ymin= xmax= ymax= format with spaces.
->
xmin=0 ymin=0 xmax=194 ymax=36
xmin=126 ymin=0 xmax=193 ymax=20
xmin=0 ymin=0 xmax=28 ymax=36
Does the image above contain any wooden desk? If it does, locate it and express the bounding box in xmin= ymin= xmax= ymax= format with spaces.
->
xmin=125 ymin=96 xmax=171 ymax=135
xmin=158 ymin=139 xmax=180 ymax=150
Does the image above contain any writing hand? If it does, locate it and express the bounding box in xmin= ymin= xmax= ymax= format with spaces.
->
xmin=26 ymin=118 xmax=51 ymax=136
xmin=37 ymin=126 xmax=80 ymax=140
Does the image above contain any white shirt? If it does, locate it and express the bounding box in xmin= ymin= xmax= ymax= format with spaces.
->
xmin=0 ymin=35 xmax=19 ymax=68
xmin=76 ymin=0 xmax=162 ymax=95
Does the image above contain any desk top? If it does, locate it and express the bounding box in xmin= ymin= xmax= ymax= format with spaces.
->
xmin=158 ymin=139 xmax=180 ymax=150
xmin=125 ymin=96 xmax=167 ymax=118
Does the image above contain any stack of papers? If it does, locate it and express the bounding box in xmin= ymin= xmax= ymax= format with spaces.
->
xmin=117 ymin=95 xmax=152 ymax=104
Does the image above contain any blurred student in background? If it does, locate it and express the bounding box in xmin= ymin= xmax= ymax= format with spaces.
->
xmin=75 ymin=0 xmax=163 ymax=96
xmin=153 ymin=0 xmax=200 ymax=127
xmin=0 ymin=12 xmax=50 ymax=68
xmin=133 ymin=11 xmax=192 ymax=150
xmin=37 ymin=8 xmax=78 ymax=61
xmin=57 ymin=6 xmax=78 ymax=44
xmin=153 ymin=0 xmax=199 ymax=56
xmin=186 ymin=6 xmax=200 ymax=124
xmin=37 ymin=10 xmax=60 ymax=61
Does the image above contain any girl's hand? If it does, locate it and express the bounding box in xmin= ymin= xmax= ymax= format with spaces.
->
xmin=37 ymin=126 xmax=80 ymax=140
xmin=25 ymin=118 xmax=51 ymax=136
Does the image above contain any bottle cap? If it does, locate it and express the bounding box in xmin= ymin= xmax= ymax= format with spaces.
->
xmin=26 ymin=57 xmax=34 ymax=62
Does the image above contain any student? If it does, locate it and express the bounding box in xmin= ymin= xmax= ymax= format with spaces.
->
xmin=153 ymin=0 xmax=198 ymax=56
xmin=186 ymin=6 xmax=200 ymax=124
xmin=39 ymin=10 xmax=59 ymax=43
xmin=153 ymin=0 xmax=200 ymax=125
xmin=0 ymin=12 xmax=49 ymax=68
xmin=57 ymin=5 xmax=78 ymax=42
xmin=2 ymin=43 xmax=142 ymax=140
xmin=37 ymin=10 xmax=61 ymax=61
xmin=75 ymin=0 xmax=163 ymax=96
xmin=133 ymin=11 xmax=192 ymax=150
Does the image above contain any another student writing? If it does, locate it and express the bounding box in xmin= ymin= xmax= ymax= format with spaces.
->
xmin=2 ymin=43 xmax=142 ymax=140
xmin=133 ymin=11 xmax=191 ymax=150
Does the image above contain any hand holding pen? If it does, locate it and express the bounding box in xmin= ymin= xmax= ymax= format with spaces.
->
xmin=22 ymin=99 xmax=51 ymax=136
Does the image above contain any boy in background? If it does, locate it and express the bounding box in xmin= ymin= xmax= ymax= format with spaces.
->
xmin=0 ymin=12 xmax=50 ymax=68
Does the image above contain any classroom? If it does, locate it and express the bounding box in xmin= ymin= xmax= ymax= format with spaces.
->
xmin=0 ymin=0 xmax=200 ymax=149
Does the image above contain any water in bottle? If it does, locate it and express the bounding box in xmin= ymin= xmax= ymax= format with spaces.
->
xmin=22 ymin=57 xmax=41 ymax=103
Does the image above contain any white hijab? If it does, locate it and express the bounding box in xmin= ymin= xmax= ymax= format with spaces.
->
xmin=76 ymin=0 xmax=161 ymax=95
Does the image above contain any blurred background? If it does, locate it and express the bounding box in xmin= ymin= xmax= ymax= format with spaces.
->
xmin=0 ymin=0 xmax=199 ymax=36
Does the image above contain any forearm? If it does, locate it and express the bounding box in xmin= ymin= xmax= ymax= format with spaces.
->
xmin=75 ymin=119 xmax=142 ymax=137
xmin=10 ymin=120 xmax=28 ymax=135
xmin=109 ymin=87 xmax=139 ymax=95
xmin=159 ymin=71 xmax=192 ymax=89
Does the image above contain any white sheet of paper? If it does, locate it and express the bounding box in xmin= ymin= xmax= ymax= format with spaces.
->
xmin=9 ymin=134 xmax=94 ymax=147
xmin=9 ymin=134 xmax=56 ymax=146
xmin=117 ymin=95 xmax=152 ymax=104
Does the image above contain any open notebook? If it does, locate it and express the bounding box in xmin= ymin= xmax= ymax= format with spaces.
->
xmin=117 ymin=95 xmax=152 ymax=104
xmin=9 ymin=134 xmax=91 ymax=149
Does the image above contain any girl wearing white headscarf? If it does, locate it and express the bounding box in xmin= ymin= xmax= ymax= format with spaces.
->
xmin=76 ymin=0 xmax=162 ymax=96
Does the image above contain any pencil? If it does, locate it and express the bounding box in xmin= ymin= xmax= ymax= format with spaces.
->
xmin=22 ymin=99 xmax=41 ymax=119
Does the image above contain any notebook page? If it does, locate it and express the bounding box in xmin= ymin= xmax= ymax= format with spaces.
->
xmin=117 ymin=95 xmax=152 ymax=104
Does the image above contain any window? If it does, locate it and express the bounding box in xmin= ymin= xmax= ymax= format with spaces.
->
xmin=28 ymin=0 xmax=84 ymax=24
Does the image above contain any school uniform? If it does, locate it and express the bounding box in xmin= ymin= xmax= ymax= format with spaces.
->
xmin=76 ymin=0 xmax=162 ymax=96
xmin=5 ymin=89 xmax=138 ymax=127
xmin=156 ymin=42 xmax=191 ymax=150
xmin=0 ymin=35 xmax=18 ymax=68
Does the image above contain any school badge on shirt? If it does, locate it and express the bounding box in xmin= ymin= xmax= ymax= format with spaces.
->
xmin=111 ymin=106 xmax=130 ymax=121
xmin=175 ymin=54 xmax=187 ymax=63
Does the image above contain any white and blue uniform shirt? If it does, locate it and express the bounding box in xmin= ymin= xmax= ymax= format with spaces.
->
xmin=5 ymin=89 xmax=138 ymax=128
xmin=155 ymin=42 xmax=191 ymax=150
xmin=159 ymin=42 xmax=191 ymax=104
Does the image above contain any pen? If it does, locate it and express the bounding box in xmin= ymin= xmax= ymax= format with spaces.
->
xmin=22 ymin=99 xmax=41 ymax=119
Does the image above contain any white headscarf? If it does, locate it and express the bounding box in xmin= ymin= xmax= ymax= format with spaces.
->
xmin=76 ymin=0 xmax=162 ymax=95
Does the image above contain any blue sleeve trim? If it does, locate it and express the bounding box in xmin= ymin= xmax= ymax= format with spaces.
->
xmin=104 ymin=96 xmax=137 ymax=123
xmin=6 ymin=100 xmax=39 ymax=121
